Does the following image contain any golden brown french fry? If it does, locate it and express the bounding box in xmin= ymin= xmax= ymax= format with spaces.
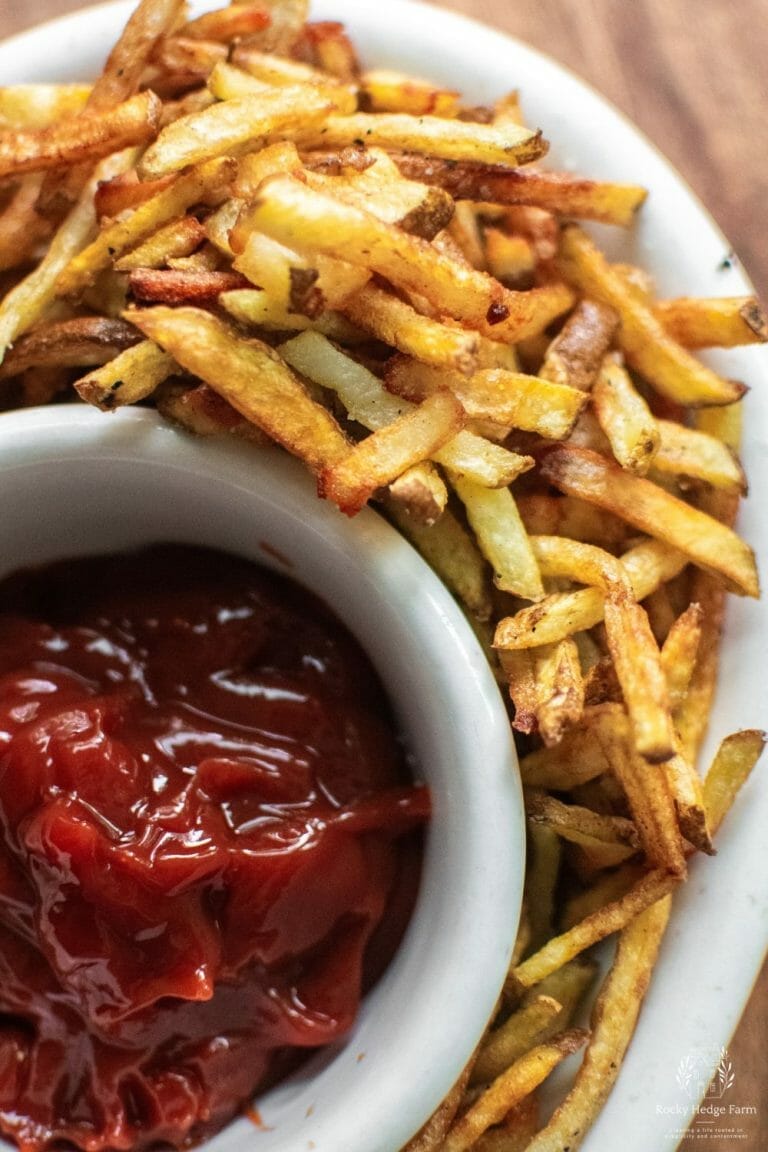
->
xmin=384 ymin=357 xmax=587 ymax=440
xmin=526 ymin=792 xmax=639 ymax=863
xmin=343 ymin=283 xmax=479 ymax=373
xmin=539 ymin=298 xmax=619 ymax=392
xmin=403 ymin=1062 xmax=475 ymax=1152
xmin=442 ymin=1032 xmax=589 ymax=1152
xmin=231 ymin=45 xmax=332 ymax=88
xmin=531 ymin=638 xmax=585 ymax=747
xmin=654 ymin=295 xmax=767 ymax=348
xmin=221 ymin=288 xmax=361 ymax=341
xmin=660 ymin=602 xmax=703 ymax=709
xmin=320 ymin=390 xmax=466 ymax=515
xmin=127 ymin=267 xmax=247 ymax=304
xmin=138 ymin=87 xmax=337 ymax=180
xmin=594 ymin=711 xmax=686 ymax=873
xmin=0 ymin=150 xmax=131 ymax=362
xmin=127 ymin=306 xmax=350 ymax=475
xmin=560 ymin=864 xmax=644 ymax=931
xmin=246 ymin=175 xmax=574 ymax=342
xmin=114 ymin=216 xmax=206 ymax=270
xmin=156 ymin=381 xmax=270 ymax=443
xmin=386 ymin=502 xmax=492 ymax=620
xmin=0 ymin=91 xmax=160 ymax=180
xmin=391 ymin=155 xmax=647 ymax=226
xmin=452 ymin=478 xmax=545 ymax=601
xmin=472 ymin=1094 xmax=540 ymax=1152
xmin=179 ymin=3 xmax=271 ymax=41
xmin=484 ymin=226 xmax=535 ymax=288
xmin=207 ymin=61 xmax=357 ymax=114
xmin=499 ymin=648 xmax=538 ymax=736
xmin=292 ymin=19 xmax=361 ymax=82
xmin=592 ymin=354 xmax=659 ymax=475
xmin=652 ymin=419 xmax=746 ymax=493
xmin=278 ymin=331 xmax=533 ymax=487
xmin=539 ymin=444 xmax=758 ymax=597
xmin=704 ymin=730 xmax=766 ymax=836
xmin=57 ymin=156 xmax=235 ymax=296
xmin=494 ymin=539 xmax=687 ymax=651
xmin=0 ymin=316 xmax=138 ymax=379
xmin=662 ymin=740 xmax=713 ymax=855
xmin=557 ymin=224 xmax=745 ymax=406
xmin=523 ymin=896 xmax=671 ymax=1152
xmin=508 ymin=869 xmax=678 ymax=996
xmin=386 ymin=462 xmax=448 ymax=527
xmin=361 ymin=69 xmax=460 ymax=118
xmin=516 ymin=492 xmax=626 ymax=547
xmin=518 ymin=706 xmax=622 ymax=790
xmin=295 ymin=112 xmax=545 ymax=167
xmin=675 ymin=570 xmax=727 ymax=763
xmin=472 ymin=997 xmax=564 ymax=1085
xmin=74 ymin=339 xmax=175 ymax=409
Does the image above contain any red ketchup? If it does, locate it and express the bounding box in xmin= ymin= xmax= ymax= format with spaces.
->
xmin=0 ymin=545 xmax=428 ymax=1151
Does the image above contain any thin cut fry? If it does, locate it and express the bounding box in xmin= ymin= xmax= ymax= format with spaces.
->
xmin=471 ymin=997 xmax=564 ymax=1085
xmin=704 ymin=730 xmax=766 ymax=835
xmin=74 ymin=340 xmax=176 ymax=409
xmin=539 ymin=299 xmax=619 ymax=392
xmin=592 ymin=354 xmax=659 ymax=475
xmin=654 ymin=295 xmax=768 ymax=349
xmin=452 ymin=478 xmax=545 ymax=602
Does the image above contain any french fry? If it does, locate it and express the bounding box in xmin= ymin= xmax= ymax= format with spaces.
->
xmin=279 ymin=331 xmax=534 ymax=487
xmin=361 ymin=70 xmax=460 ymax=118
xmin=320 ymin=390 xmax=466 ymax=515
xmin=523 ymin=896 xmax=671 ymax=1152
xmin=386 ymin=462 xmax=448 ymax=527
xmin=441 ymin=1032 xmax=589 ymax=1152
xmin=530 ymin=638 xmax=585 ymax=747
xmin=0 ymin=176 xmax=51 ymax=272
xmin=471 ymin=997 xmax=564 ymax=1085
xmin=654 ymin=295 xmax=768 ymax=349
xmin=296 ymin=112 xmax=545 ymax=167
xmin=494 ymin=539 xmax=687 ymax=651
xmin=0 ymin=150 xmax=130 ymax=362
xmin=452 ymin=478 xmax=545 ymax=601
xmin=704 ymin=730 xmax=766 ymax=835
xmin=127 ymin=306 xmax=350 ymax=475
xmin=179 ymin=3 xmax=271 ymax=42
xmin=539 ymin=299 xmax=619 ymax=392
xmin=525 ymin=823 xmax=562 ymax=952
xmin=402 ymin=1062 xmax=475 ymax=1152
xmin=516 ymin=492 xmax=627 ymax=547
xmin=343 ymin=283 xmax=479 ymax=374
xmin=128 ymin=267 xmax=248 ymax=304
xmin=539 ymin=444 xmax=758 ymax=597
xmin=484 ymin=226 xmax=536 ymax=288
xmin=57 ymin=156 xmax=235 ymax=296
xmin=74 ymin=339 xmax=175 ymax=409
xmin=592 ymin=353 xmax=659 ymax=475
xmin=557 ymin=224 xmax=745 ymax=406
xmin=526 ymin=792 xmax=639 ymax=865
xmin=652 ymin=418 xmax=746 ymax=493
xmin=500 ymin=648 xmax=538 ymax=736
xmin=517 ymin=704 xmax=629 ymax=791
xmin=114 ymin=215 xmax=206 ymax=270
xmin=0 ymin=91 xmax=160 ymax=180
xmin=93 ymin=170 xmax=175 ymax=219
xmin=471 ymin=1094 xmax=540 ymax=1152
xmin=655 ymin=603 xmax=700 ymax=709
xmin=137 ymin=87 xmax=337 ymax=180
xmin=292 ymin=20 xmax=361 ymax=83
xmin=508 ymin=869 xmax=679 ymax=996
xmin=207 ymin=61 xmax=357 ymax=115
xmin=156 ymin=380 xmax=269 ymax=443
xmin=392 ymin=155 xmax=647 ymax=226
xmin=662 ymin=740 xmax=713 ymax=855
xmin=384 ymin=357 xmax=587 ymax=440
xmin=232 ymin=45 xmax=334 ymax=88
xmin=246 ymin=174 xmax=574 ymax=342
xmin=0 ymin=316 xmax=138 ymax=379
xmin=674 ymin=570 xmax=727 ymax=763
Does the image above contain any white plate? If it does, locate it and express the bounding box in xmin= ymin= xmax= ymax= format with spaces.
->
xmin=0 ymin=2 xmax=766 ymax=1149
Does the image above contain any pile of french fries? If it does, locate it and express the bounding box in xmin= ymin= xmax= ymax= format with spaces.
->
xmin=0 ymin=1 xmax=764 ymax=1149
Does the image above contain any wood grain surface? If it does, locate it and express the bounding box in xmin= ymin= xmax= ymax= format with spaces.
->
xmin=0 ymin=1 xmax=765 ymax=1149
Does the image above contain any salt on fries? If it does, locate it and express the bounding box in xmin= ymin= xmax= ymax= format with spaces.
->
xmin=0 ymin=1 xmax=763 ymax=1148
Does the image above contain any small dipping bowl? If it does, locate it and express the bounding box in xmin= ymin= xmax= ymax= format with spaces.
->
xmin=0 ymin=405 xmax=524 ymax=1152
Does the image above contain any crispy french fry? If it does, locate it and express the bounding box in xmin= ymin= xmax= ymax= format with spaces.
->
xmin=442 ymin=1032 xmax=588 ymax=1152
xmin=127 ymin=306 xmax=350 ymax=474
xmin=517 ymin=492 xmax=627 ymax=547
xmin=704 ymin=730 xmax=766 ymax=836
xmin=138 ymin=87 xmax=337 ymax=180
xmin=128 ymin=267 xmax=248 ymax=304
xmin=320 ymin=390 xmax=466 ymax=515
xmin=539 ymin=299 xmax=619 ymax=392
xmin=0 ymin=91 xmax=160 ymax=180
xmin=523 ymin=896 xmax=671 ymax=1152
xmin=0 ymin=316 xmax=138 ymax=379
xmin=484 ymin=226 xmax=535 ymax=288
xmin=246 ymin=175 xmax=574 ymax=342
xmin=452 ymin=478 xmax=545 ymax=601
xmin=279 ymin=331 xmax=533 ymax=487
xmin=296 ymin=112 xmax=545 ymax=167
xmin=557 ymin=224 xmax=745 ymax=406
xmin=57 ymin=156 xmax=235 ymax=296
xmin=526 ymin=792 xmax=639 ymax=863
xmin=508 ymin=869 xmax=678 ymax=996
xmin=231 ymin=45 xmax=331 ymax=88
xmin=392 ymin=155 xmax=647 ymax=226
xmin=386 ymin=462 xmax=448 ymax=527
xmin=662 ymin=740 xmax=713 ymax=855
xmin=499 ymin=648 xmax=538 ymax=736
xmin=114 ymin=216 xmax=206 ymax=270
xmin=652 ymin=418 xmax=746 ymax=493
xmin=660 ymin=602 xmax=703 ymax=709
xmin=592 ymin=354 xmax=659 ymax=475
xmin=384 ymin=357 xmax=587 ymax=440
xmin=654 ymin=295 xmax=767 ymax=348
xmin=179 ymin=3 xmax=271 ymax=42
xmin=472 ymin=997 xmax=564 ymax=1085
xmin=156 ymin=381 xmax=269 ymax=442
xmin=74 ymin=339 xmax=175 ymax=409
xmin=539 ymin=444 xmax=758 ymax=597
xmin=361 ymin=69 xmax=460 ymax=118
xmin=530 ymin=638 xmax=585 ymax=747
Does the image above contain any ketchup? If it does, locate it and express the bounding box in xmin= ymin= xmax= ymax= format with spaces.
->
xmin=0 ymin=545 xmax=428 ymax=1151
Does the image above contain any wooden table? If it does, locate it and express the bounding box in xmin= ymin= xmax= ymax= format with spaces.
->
xmin=0 ymin=1 xmax=765 ymax=1148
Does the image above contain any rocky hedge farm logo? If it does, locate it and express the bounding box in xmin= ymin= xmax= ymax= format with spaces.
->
xmin=676 ymin=1047 xmax=735 ymax=1101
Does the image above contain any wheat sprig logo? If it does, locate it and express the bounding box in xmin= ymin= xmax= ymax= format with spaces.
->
xmin=715 ymin=1048 xmax=735 ymax=1094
